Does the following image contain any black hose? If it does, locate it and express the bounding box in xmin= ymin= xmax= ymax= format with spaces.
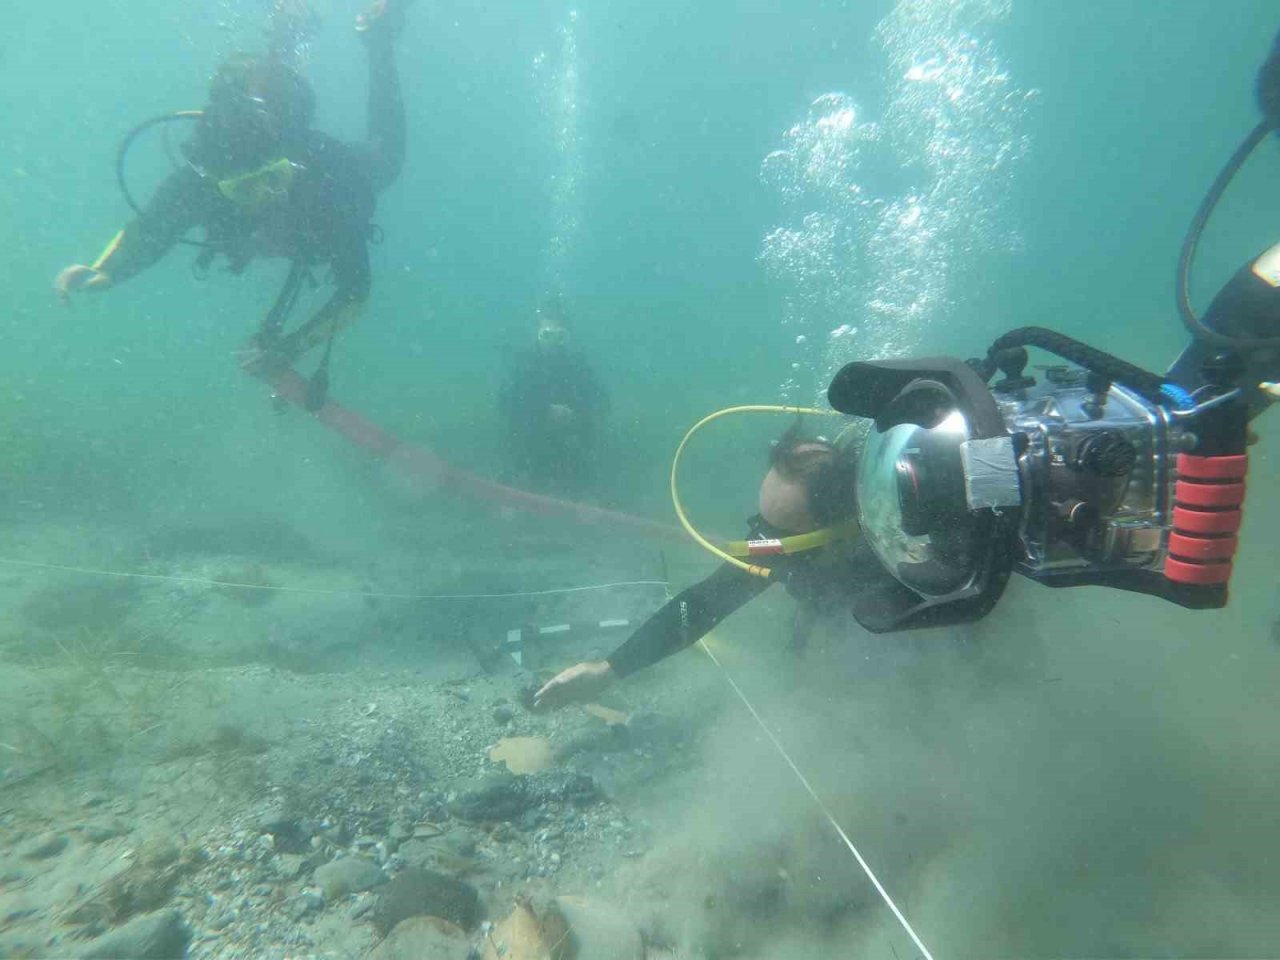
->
xmin=988 ymin=327 xmax=1170 ymax=406
xmin=1176 ymin=119 xmax=1280 ymax=349
xmin=115 ymin=111 xmax=211 ymax=248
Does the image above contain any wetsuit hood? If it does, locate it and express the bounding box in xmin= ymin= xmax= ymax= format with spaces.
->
xmin=189 ymin=54 xmax=316 ymax=175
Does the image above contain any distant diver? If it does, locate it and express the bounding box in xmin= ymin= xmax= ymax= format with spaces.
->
xmin=498 ymin=296 xmax=609 ymax=496
xmin=534 ymin=429 xmax=872 ymax=707
xmin=54 ymin=0 xmax=411 ymax=411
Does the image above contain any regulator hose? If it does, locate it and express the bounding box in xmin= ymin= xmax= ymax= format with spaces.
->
xmin=1176 ymin=119 xmax=1280 ymax=349
xmin=116 ymin=111 xmax=211 ymax=248
xmin=670 ymin=405 xmax=844 ymax=579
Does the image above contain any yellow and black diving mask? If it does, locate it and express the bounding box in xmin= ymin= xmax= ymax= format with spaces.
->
xmin=216 ymin=157 xmax=299 ymax=209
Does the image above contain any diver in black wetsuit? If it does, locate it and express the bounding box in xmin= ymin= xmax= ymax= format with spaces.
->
xmin=53 ymin=0 xmax=409 ymax=410
xmin=499 ymin=299 xmax=608 ymax=495
xmin=534 ymin=432 xmax=875 ymax=708
xmin=1258 ymin=29 xmax=1280 ymax=125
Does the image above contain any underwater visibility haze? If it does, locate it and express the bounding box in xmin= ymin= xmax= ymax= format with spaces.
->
xmin=2 ymin=0 xmax=1280 ymax=957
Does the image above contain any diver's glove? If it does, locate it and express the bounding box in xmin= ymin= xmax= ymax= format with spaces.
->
xmin=1257 ymin=31 xmax=1280 ymax=125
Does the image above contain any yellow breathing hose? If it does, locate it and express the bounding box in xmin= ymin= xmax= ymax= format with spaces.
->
xmin=669 ymin=404 xmax=846 ymax=578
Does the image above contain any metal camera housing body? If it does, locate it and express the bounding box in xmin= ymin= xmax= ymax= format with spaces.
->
xmin=992 ymin=368 xmax=1195 ymax=586
xmin=828 ymin=341 xmax=1249 ymax=633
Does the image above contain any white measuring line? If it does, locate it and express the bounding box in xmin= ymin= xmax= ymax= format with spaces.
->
xmin=698 ymin=638 xmax=937 ymax=960
xmin=0 ymin=556 xmax=668 ymax=602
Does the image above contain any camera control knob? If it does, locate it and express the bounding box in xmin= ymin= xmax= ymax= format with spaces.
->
xmin=1074 ymin=432 xmax=1137 ymax=477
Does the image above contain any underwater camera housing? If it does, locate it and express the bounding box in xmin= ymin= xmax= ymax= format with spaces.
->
xmin=825 ymin=119 xmax=1280 ymax=634
xmin=828 ymin=327 xmax=1260 ymax=633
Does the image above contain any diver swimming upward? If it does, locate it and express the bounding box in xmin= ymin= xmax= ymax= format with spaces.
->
xmin=54 ymin=0 xmax=410 ymax=411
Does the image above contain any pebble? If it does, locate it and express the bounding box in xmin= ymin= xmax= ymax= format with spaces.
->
xmin=79 ymin=821 xmax=128 ymax=844
xmin=208 ymin=909 xmax=237 ymax=932
xmin=372 ymin=867 xmax=480 ymax=935
xmin=139 ymin=835 xmax=181 ymax=868
xmin=313 ymin=855 xmax=386 ymax=900
xmin=446 ymin=831 xmax=477 ymax=857
xmin=251 ymin=833 xmax=276 ymax=859
xmin=273 ymin=853 xmax=307 ymax=880
xmin=447 ymin=772 xmax=531 ymax=822
xmin=77 ymin=909 xmax=192 ymax=959
xmin=290 ymin=890 xmax=325 ymax=920
xmin=20 ymin=832 xmax=68 ymax=860
xmin=366 ymin=915 xmax=468 ymax=960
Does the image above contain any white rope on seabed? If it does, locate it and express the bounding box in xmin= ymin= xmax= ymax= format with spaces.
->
xmin=0 ymin=555 xmax=668 ymax=601
xmin=698 ymin=639 xmax=938 ymax=960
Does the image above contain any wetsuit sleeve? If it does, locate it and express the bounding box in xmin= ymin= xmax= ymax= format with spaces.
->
xmin=606 ymin=562 xmax=771 ymax=679
xmin=92 ymin=169 xmax=208 ymax=285
xmin=362 ymin=33 xmax=405 ymax=192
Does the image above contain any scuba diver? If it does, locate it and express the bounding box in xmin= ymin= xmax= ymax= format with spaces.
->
xmin=534 ymin=428 xmax=870 ymax=708
xmin=498 ymin=297 xmax=609 ymax=495
xmin=53 ymin=0 xmax=410 ymax=411
xmin=540 ymin=26 xmax=1280 ymax=705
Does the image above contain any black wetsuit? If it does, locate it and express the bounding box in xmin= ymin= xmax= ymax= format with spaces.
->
xmin=1258 ymin=28 xmax=1280 ymax=121
xmin=95 ymin=37 xmax=404 ymax=359
xmin=499 ymin=346 xmax=608 ymax=493
xmin=607 ymin=519 xmax=880 ymax=679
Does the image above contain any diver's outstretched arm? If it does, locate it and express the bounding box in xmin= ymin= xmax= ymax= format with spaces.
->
xmin=357 ymin=1 xmax=408 ymax=193
xmin=534 ymin=561 xmax=772 ymax=709
xmin=54 ymin=169 xmax=208 ymax=302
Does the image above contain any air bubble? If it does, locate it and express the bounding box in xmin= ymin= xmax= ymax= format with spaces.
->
xmin=761 ymin=0 xmax=1032 ymax=403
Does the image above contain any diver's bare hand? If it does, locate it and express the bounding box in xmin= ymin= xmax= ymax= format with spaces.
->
xmin=534 ymin=660 xmax=615 ymax=710
xmin=54 ymin=265 xmax=110 ymax=303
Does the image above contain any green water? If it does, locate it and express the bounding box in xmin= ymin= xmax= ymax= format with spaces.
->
xmin=2 ymin=0 xmax=1280 ymax=956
